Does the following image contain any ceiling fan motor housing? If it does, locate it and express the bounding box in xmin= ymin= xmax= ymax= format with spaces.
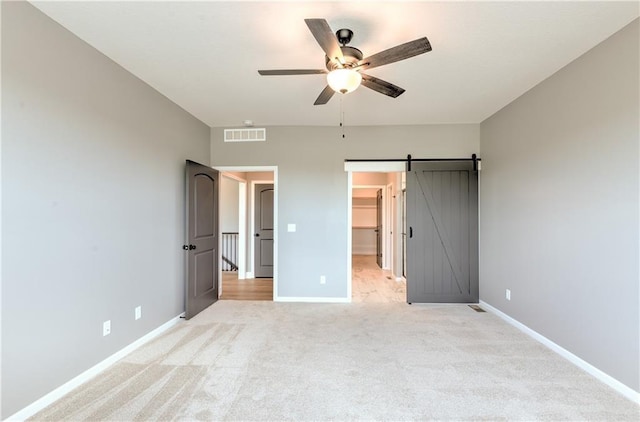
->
xmin=336 ymin=28 xmax=354 ymax=45
xmin=325 ymin=46 xmax=363 ymax=70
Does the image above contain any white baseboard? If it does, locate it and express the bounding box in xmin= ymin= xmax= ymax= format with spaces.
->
xmin=275 ymin=296 xmax=351 ymax=303
xmin=245 ymin=271 xmax=254 ymax=279
xmin=7 ymin=313 xmax=185 ymax=421
xmin=479 ymin=301 xmax=639 ymax=404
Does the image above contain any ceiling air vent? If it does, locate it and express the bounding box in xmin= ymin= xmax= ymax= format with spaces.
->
xmin=224 ymin=128 xmax=266 ymax=142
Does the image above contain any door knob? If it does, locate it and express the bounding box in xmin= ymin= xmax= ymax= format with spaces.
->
xmin=189 ymin=244 xmax=196 ymax=250
xmin=255 ymin=233 xmax=260 ymax=237
xmin=182 ymin=245 xmax=189 ymax=250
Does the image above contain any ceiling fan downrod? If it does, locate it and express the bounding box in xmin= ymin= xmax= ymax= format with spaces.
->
xmin=336 ymin=28 xmax=353 ymax=46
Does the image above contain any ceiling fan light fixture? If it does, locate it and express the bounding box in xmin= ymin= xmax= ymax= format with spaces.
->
xmin=327 ymin=69 xmax=362 ymax=94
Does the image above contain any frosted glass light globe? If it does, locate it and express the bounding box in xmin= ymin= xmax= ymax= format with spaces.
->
xmin=327 ymin=69 xmax=362 ymax=94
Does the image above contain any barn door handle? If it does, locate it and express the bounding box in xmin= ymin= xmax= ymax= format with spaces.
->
xmin=189 ymin=244 xmax=196 ymax=250
xmin=409 ymin=227 xmax=413 ymax=238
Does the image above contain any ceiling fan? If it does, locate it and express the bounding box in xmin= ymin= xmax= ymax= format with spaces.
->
xmin=258 ymin=19 xmax=432 ymax=105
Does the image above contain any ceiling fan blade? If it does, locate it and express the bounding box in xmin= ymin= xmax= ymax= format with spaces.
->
xmin=360 ymin=73 xmax=406 ymax=98
xmin=359 ymin=37 xmax=432 ymax=70
xmin=305 ymin=18 xmax=345 ymax=64
xmin=314 ymin=85 xmax=335 ymax=105
xmin=258 ymin=69 xmax=327 ymax=76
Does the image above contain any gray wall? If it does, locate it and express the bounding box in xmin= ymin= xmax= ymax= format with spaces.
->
xmin=1 ymin=2 xmax=210 ymax=417
xmin=211 ymin=125 xmax=479 ymax=298
xmin=479 ymin=19 xmax=639 ymax=391
xmin=220 ymin=175 xmax=240 ymax=232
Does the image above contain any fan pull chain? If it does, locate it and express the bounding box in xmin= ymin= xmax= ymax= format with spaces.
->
xmin=340 ymin=95 xmax=345 ymax=139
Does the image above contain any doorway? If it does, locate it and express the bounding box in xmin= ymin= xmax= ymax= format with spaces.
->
xmin=349 ymin=170 xmax=406 ymax=302
xmin=214 ymin=166 xmax=277 ymax=301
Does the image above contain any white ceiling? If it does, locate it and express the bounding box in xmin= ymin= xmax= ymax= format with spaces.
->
xmin=32 ymin=1 xmax=638 ymax=127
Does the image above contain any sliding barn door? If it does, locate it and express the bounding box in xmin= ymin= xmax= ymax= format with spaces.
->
xmin=406 ymin=161 xmax=478 ymax=303
xmin=185 ymin=160 xmax=219 ymax=319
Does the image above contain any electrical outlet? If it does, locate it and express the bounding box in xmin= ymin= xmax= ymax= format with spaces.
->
xmin=103 ymin=320 xmax=111 ymax=336
xmin=320 ymin=275 xmax=326 ymax=285
xmin=135 ymin=306 xmax=142 ymax=320
xmin=506 ymin=289 xmax=511 ymax=301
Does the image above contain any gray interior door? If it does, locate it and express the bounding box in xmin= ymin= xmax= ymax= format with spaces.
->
xmin=376 ymin=189 xmax=383 ymax=268
xmin=406 ymin=161 xmax=478 ymax=303
xmin=254 ymin=184 xmax=274 ymax=278
xmin=185 ymin=160 xmax=219 ymax=319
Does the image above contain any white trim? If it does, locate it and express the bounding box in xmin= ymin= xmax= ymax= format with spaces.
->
xmin=385 ymin=183 xmax=393 ymax=270
xmin=275 ymin=296 xmax=351 ymax=303
xmin=245 ymin=271 xmax=254 ymax=279
xmin=213 ymin=165 xmax=275 ymax=173
xmin=480 ymin=301 xmax=640 ymax=404
xmin=345 ymin=161 xmax=405 ymax=172
xmin=272 ymin=169 xmax=279 ymax=299
xmin=346 ymin=172 xmax=353 ymax=301
xmin=6 ymin=314 xmax=185 ymax=421
xmin=391 ymin=174 xmax=403 ymax=277
xmin=237 ymin=181 xmax=247 ymax=279
xmin=381 ymin=186 xmax=388 ymax=270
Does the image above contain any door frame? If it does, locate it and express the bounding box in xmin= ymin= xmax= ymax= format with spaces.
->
xmin=346 ymin=161 xmax=405 ymax=300
xmin=212 ymin=166 xmax=278 ymax=300
xmin=386 ymin=183 xmax=393 ymax=271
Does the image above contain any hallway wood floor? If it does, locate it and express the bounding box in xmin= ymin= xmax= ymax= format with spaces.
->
xmin=220 ymin=255 xmax=405 ymax=303
xmin=220 ymin=272 xmax=273 ymax=301
xmin=352 ymin=255 xmax=406 ymax=303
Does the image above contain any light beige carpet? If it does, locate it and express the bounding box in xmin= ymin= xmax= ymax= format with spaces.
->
xmin=31 ymin=301 xmax=639 ymax=421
